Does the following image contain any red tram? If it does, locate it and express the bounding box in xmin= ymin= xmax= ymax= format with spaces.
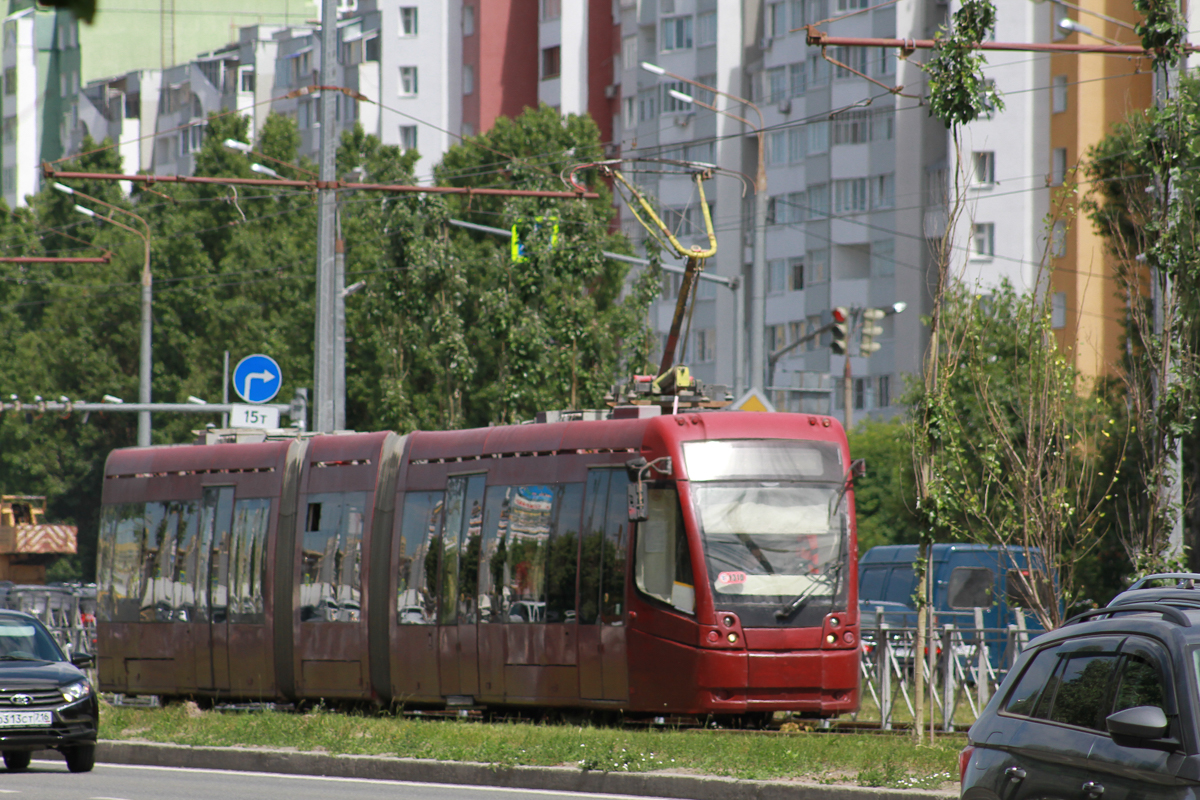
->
xmin=95 ymin=409 xmax=860 ymax=721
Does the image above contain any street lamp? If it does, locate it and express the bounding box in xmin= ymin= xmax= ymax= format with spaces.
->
xmin=642 ymin=62 xmax=767 ymax=397
xmin=56 ymin=183 xmax=154 ymax=447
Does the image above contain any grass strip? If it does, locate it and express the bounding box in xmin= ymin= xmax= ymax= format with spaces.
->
xmin=101 ymin=703 xmax=964 ymax=790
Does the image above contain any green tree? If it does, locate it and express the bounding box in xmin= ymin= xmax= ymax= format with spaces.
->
xmin=848 ymin=418 xmax=923 ymax=554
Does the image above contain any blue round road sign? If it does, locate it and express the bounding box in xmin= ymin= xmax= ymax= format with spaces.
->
xmin=232 ymin=354 xmax=282 ymax=404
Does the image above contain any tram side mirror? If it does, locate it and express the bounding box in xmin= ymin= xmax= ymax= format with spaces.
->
xmin=628 ymin=482 xmax=648 ymax=522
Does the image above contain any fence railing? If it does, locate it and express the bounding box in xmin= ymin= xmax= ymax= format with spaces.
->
xmin=858 ymin=616 xmax=1035 ymax=730
xmin=0 ymin=584 xmax=96 ymax=658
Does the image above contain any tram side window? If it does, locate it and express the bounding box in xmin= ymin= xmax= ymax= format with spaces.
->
xmin=170 ymin=500 xmax=204 ymax=622
xmin=546 ymin=483 xmax=583 ymax=623
xmin=478 ymin=486 xmax=511 ymax=623
xmin=439 ymin=475 xmax=486 ymax=625
xmin=96 ymin=505 xmax=122 ymax=622
xmin=203 ymin=487 xmax=235 ymax=624
xmin=635 ymin=487 xmax=694 ymax=614
xmin=301 ymin=492 xmax=366 ymax=622
xmin=579 ymin=471 xmax=610 ymax=625
xmin=230 ymin=498 xmax=271 ymax=624
xmin=141 ymin=501 xmax=193 ymax=622
xmin=580 ymin=471 xmax=631 ymax=626
xmin=397 ymin=491 xmax=443 ymax=624
xmin=111 ymin=503 xmax=147 ymax=623
xmin=502 ymin=484 xmax=555 ymax=623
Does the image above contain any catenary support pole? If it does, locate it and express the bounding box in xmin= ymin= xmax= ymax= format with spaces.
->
xmin=313 ymin=0 xmax=338 ymax=433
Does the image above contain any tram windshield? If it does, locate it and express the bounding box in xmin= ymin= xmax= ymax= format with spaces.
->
xmin=684 ymin=439 xmax=848 ymax=627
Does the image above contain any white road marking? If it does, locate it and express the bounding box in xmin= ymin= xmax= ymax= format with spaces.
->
xmin=92 ymin=762 xmax=667 ymax=799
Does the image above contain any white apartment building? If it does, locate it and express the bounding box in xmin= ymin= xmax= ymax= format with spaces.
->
xmin=616 ymin=0 xmax=1050 ymax=420
xmin=2 ymin=2 xmax=80 ymax=208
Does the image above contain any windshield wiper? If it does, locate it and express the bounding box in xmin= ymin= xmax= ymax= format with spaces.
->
xmin=775 ymin=562 xmax=842 ymax=620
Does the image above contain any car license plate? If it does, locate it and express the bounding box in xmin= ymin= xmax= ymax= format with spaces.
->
xmin=0 ymin=711 xmax=51 ymax=727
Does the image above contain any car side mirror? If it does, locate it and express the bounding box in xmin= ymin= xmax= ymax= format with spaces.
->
xmin=70 ymin=653 xmax=95 ymax=669
xmin=1107 ymin=705 xmax=1169 ymax=740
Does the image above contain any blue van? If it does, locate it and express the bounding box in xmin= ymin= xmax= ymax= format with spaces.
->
xmin=858 ymin=543 xmax=1045 ymax=633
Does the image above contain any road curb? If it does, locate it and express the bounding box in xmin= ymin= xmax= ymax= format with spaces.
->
xmin=94 ymin=741 xmax=956 ymax=800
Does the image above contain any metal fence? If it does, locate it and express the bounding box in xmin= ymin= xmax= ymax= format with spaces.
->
xmin=858 ymin=615 xmax=1036 ymax=731
xmin=0 ymin=583 xmax=96 ymax=658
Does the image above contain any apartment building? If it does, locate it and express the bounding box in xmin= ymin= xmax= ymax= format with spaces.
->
xmin=1 ymin=1 xmax=79 ymax=208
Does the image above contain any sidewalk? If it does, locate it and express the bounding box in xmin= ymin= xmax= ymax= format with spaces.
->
xmin=93 ymin=740 xmax=958 ymax=800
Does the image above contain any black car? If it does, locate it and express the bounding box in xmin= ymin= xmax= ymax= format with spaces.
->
xmin=960 ymin=573 xmax=1200 ymax=799
xmin=0 ymin=610 xmax=98 ymax=773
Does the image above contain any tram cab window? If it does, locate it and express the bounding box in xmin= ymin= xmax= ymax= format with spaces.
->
xmin=397 ymin=491 xmax=443 ymax=624
xmin=300 ymin=492 xmax=366 ymax=622
xmin=635 ymin=487 xmax=694 ymax=614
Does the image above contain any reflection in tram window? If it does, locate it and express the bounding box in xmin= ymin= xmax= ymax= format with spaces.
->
xmin=602 ymin=472 xmax=630 ymax=623
xmin=111 ymin=503 xmax=146 ymax=622
xmin=546 ymin=483 xmax=583 ymax=623
xmin=203 ymin=487 xmax=235 ymax=624
xmin=230 ymin=498 xmax=271 ymax=623
xmin=456 ymin=476 xmax=486 ymax=624
xmin=301 ymin=492 xmax=366 ymax=622
xmin=500 ymin=485 xmax=554 ymax=623
xmin=477 ymin=487 xmax=509 ymax=623
xmin=170 ymin=500 xmax=202 ymax=622
xmin=397 ymin=491 xmax=442 ymax=624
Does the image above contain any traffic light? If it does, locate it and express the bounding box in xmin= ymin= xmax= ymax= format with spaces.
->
xmin=830 ymin=307 xmax=849 ymax=355
xmin=860 ymin=308 xmax=885 ymax=357
xmin=511 ymin=215 xmax=559 ymax=263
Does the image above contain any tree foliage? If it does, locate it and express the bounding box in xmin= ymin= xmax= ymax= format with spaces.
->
xmin=924 ymin=0 xmax=1005 ymax=129
xmin=0 ymin=104 xmax=649 ymax=580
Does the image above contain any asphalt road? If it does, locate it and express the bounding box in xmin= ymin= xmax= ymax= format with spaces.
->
xmin=0 ymin=761 xmax=660 ymax=800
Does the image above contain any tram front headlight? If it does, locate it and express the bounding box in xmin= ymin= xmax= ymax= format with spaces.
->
xmin=727 ymin=632 xmax=738 ymax=644
xmin=825 ymin=633 xmax=837 ymax=645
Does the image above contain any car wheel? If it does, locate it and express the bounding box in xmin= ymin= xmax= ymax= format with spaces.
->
xmin=2 ymin=751 xmax=30 ymax=771
xmin=62 ymin=744 xmax=94 ymax=773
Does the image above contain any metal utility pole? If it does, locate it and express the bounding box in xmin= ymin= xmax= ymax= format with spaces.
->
xmin=314 ymin=0 xmax=339 ymax=433
xmin=334 ymin=214 xmax=346 ymax=430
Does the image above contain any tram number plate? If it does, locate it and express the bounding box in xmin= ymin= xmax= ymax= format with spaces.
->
xmin=0 ymin=711 xmax=51 ymax=727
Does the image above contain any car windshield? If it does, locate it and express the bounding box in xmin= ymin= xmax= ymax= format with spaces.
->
xmin=691 ymin=482 xmax=847 ymax=625
xmin=0 ymin=618 xmax=63 ymax=662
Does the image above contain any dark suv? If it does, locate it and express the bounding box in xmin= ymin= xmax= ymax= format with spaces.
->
xmin=960 ymin=573 xmax=1200 ymax=799
xmin=0 ymin=610 xmax=97 ymax=773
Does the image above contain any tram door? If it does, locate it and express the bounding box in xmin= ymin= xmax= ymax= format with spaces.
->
xmin=578 ymin=469 xmax=630 ymax=701
xmin=438 ymin=474 xmax=485 ymax=699
xmin=199 ymin=486 xmax=235 ymax=691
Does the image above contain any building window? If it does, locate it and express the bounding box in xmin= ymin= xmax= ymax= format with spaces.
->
xmin=399 ymin=7 xmax=417 ymax=36
xmin=1051 ymin=292 xmax=1067 ymax=328
xmin=662 ymin=15 xmax=693 ymax=51
xmin=1052 ymin=75 xmax=1068 ymax=113
xmin=697 ymin=11 xmax=717 ymax=46
xmin=837 ymin=0 xmax=869 ymax=10
xmin=766 ymin=324 xmax=786 ymax=354
xmin=3 ymin=67 xmax=14 ymax=96
xmin=239 ymin=69 xmax=256 ymax=92
xmin=1051 ymin=221 xmax=1067 ymax=258
xmin=399 ymin=66 xmax=418 ymax=95
xmin=871 ymin=240 xmax=895 ymax=277
xmin=788 ymin=128 xmax=805 ymax=162
xmin=768 ymin=259 xmax=787 ymax=294
xmin=871 ymin=110 xmax=895 ymax=141
xmin=661 ymin=81 xmax=690 ymax=112
xmin=542 ymin=0 xmax=561 ymax=20
xmin=622 ymin=36 xmax=637 ymax=72
xmin=789 ymin=258 xmax=805 ymax=291
xmin=2 ymin=166 xmax=14 ymax=195
xmin=877 ymin=47 xmax=895 ymax=76
xmin=872 ymin=173 xmax=895 ymax=209
xmin=972 ymin=223 xmax=995 ymax=258
xmin=807 ymin=120 xmax=828 ymax=154
xmin=854 ymin=378 xmax=866 ymax=410
xmin=179 ymin=123 xmax=204 ymax=155
xmin=832 ymin=46 xmax=868 ymax=79
xmin=695 ymin=328 xmax=716 ymax=362
xmin=789 ymin=62 xmax=806 ymax=96
xmin=764 ymin=67 xmax=787 ymax=103
xmin=834 ymin=178 xmax=868 ymax=214
xmin=767 ymin=3 xmax=788 ymax=37
xmin=542 ymin=46 xmax=560 ymax=79
xmin=399 ymin=125 xmax=417 ymax=151
xmin=807 ymin=53 xmax=828 ymax=87
xmin=1 ymin=116 xmax=13 ymax=145
xmin=1052 ymin=3 xmax=1069 ymax=40
xmin=808 ymin=248 xmax=829 ymax=283
xmin=639 ymin=91 xmax=656 ymax=121
xmin=623 ymin=96 xmax=636 ymax=128
xmin=878 ymin=375 xmax=890 ymax=408
xmin=807 ymin=184 xmax=829 ymax=219
xmin=1051 ymin=147 xmax=1068 ymax=186
xmin=462 ymin=6 xmax=475 ymax=35
xmin=463 ymin=64 xmax=475 ymax=95
xmin=766 ymin=130 xmax=787 ymax=166
xmin=833 ymin=109 xmax=870 ymax=145
xmin=971 ymin=151 xmax=995 ymax=186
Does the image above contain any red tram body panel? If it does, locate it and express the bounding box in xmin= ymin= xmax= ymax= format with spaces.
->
xmin=96 ymin=411 xmax=860 ymax=718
